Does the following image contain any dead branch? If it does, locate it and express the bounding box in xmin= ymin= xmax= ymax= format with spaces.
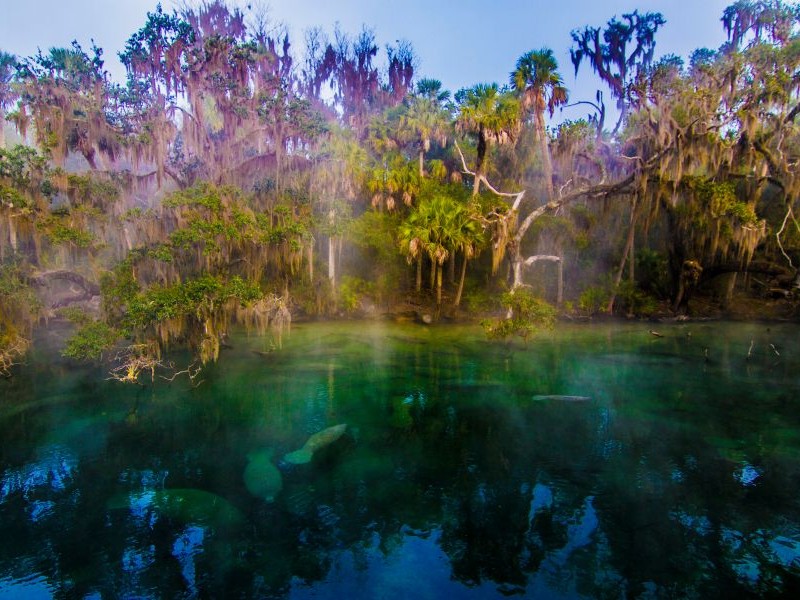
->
xmin=776 ymin=205 xmax=799 ymax=269
xmin=523 ymin=255 xmax=561 ymax=266
xmin=453 ymin=139 xmax=526 ymax=206
xmin=0 ymin=336 xmax=30 ymax=378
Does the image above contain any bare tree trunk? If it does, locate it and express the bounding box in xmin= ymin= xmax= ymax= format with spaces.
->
xmin=448 ymin=253 xmax=456 ymax=284
xmin=720 ymin=272 xmax=737 ymax=309
xmin=9 ymin=216 xmax=17 ymax=254
xmin=419 ymin=148 xmax=425 ymax=178
xmin=629 ymin=232 xmax=635 ymax=283
xmin=557 ymin=256 xmax=563 ymax=306
xmin=436 ymin=263 xmax=443 ymax=308
xmin=534 ymin=111 xmax=554 ymax=202
xmin=336 ymin=237 xmax=343 ymax=280
xmin=607 ymin=202 xmax=638 ymax=314
xmin=472 ymin=131 xmax=486 ymax=196
xmin=308 ymin=244 xmax=314 ymax=282
xmin=328 ymin=235 xmax=336 ymax=287
xmin=454 ymin=253 xmax=468 ymax=308
xmin=416 ymin=255 xmax=422 ymax=292
xmin=512 ymin=253 xmax=562 ymax=294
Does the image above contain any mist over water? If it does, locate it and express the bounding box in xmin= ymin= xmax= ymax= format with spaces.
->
xmin=1 ymin=321 xmax=799 ymax=598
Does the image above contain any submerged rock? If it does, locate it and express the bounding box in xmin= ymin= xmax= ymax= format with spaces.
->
xmin=283 ymin=424 xmax=348 ymax=465
xmin=243 ymin=449 xmax=283 ymax=502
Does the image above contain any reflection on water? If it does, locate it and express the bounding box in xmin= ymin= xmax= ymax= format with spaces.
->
xmin=1 ymin=321 xmax=800 ymax=598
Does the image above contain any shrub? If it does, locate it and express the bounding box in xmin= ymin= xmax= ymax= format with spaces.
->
xmin=482 ymin=288 xmax=556 ymax=342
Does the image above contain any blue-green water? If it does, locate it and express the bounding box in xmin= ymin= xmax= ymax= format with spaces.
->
xmin=1 ymin=321 xmax=800 ymax=598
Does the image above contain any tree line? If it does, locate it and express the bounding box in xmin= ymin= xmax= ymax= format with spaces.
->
xmin=1 ymin=0 xmax=799 ymax=379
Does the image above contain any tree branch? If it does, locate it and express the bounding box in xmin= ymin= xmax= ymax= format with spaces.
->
xmin=453 ymin=139 xmax=525 ymax=207
xmin=523 ymin=255 xmax=561 ymax=266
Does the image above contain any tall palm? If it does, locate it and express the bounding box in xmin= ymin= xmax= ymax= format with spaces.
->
xmin=455 ymin=83 xmax=520 ymax=196
xmin=511 ymin=48 xmax=568 ymax=202
xmin=401 ymin=79 xmax=451 ymax=177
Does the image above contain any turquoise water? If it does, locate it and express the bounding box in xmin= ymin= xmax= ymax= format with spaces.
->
xmin=1 ymin=321 xmax=799 ymax=598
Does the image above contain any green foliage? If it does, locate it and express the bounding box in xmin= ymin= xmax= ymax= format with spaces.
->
xmin=163 ymin=182 xmax=311 ymax=257
xmin=37 ymin=215 xmax=95 ymax=247
xmin=399 ymin=192 xmax=483 ymax=266
xmin=578 ymin=284 xmax=611 ymax=315
xmin=62 ymin=320 xmax=119 ymax=360
xmin=148 ymin=244 xmax=175 ymax=262
xmin=58 ymin=306 xmax=93 ymax=325
xmin=339 ymin=276 xmax=374 ymax=313
xmin=483 ymin=289 xmax=556 ymax=341
xmin=123 ymin=274 xmax=261 ymax=332
xmin=684 ymin=176 xmax=758 ymax=225
xmin=100 ymin=262 xmax=140 ymax=321
xmin=636 ymin=249 xmax=671 ymax=298
xmin=350 ymin=210 xmax=400 ymax=261
xmin=0 ymin=145 xmax=53 ymax=207
xmin=613 ymin=280 xmax=659 ymax=316
xmin=0 ymin=260 xmax=40 ymax=372
xmin=462 ymin=284 xmax=501 ymax=314
xmin=66 ymin=173 xmax=119 ymax=208
xmin=555 ymin=119 xmax=595 ymax=147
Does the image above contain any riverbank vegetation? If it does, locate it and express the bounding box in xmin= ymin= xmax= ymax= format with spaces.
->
xmin=1 ymin=0 xmax=799 ymax=379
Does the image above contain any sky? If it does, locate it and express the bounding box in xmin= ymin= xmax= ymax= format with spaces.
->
xmin=1 ymin=0 xmax=733 ymax=123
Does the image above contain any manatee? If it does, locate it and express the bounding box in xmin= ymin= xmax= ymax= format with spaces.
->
xmin=108 ymin=488 xmax=245 ymax=528
xmin=283 ymin=423 xmax=348 ymax=465
xmin=243 ymin=449 xmax=283 ymax=502
xmin=532 ymin=395 xmax=591 ymax=402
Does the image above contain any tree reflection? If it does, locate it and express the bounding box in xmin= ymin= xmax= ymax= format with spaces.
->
xmin=2 ymin=324 xmax=800 ymax=597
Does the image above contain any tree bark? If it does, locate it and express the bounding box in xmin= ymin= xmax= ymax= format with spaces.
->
xmin=534 ymin=109 xmax=554 ymax=202
xmin=415 ymin=255 xmax=422 ymax=292
xmin=454 ymin=253 xmax=468 ymax=308
xmin=607 ymin=202 xmax=638 ymax=314
xmin=328 ymin=235 xmax=336 ymax=287
xmin=557 ymin=256 xmax=563 ymax=306
xmin=436 ymin=263 xmax=443 ymax=307
xmin=472 ymin=130 xmax=486 ymax=196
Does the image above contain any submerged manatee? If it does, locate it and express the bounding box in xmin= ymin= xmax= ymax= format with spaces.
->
xmin=107 ymin=488 xmax=244 ymax=528
xmin=243 ymin=449 xmax=283 ymax=502
xmin=283 ymin=424 xmax=348 ymax=465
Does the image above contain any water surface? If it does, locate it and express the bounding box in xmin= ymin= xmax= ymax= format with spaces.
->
xmin=1 ymin=321 xmax=799 ymax=598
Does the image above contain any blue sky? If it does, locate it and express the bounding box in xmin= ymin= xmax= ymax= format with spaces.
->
xmin=2 ymin=1 xmax=732 ymax=123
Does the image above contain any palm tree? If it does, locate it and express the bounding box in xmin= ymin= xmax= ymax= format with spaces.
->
xmin=400 ymin=79 xmax=451 ymax=177
xmin=511 ymin=48 xmax=568 ymax=202
xmin=449 ymin=202 xmax=484 ymax=308
xmin=455 ymin=83 xmax=520 ymax=196
xmin=399 ymin=194 xmax=482 ymax=310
